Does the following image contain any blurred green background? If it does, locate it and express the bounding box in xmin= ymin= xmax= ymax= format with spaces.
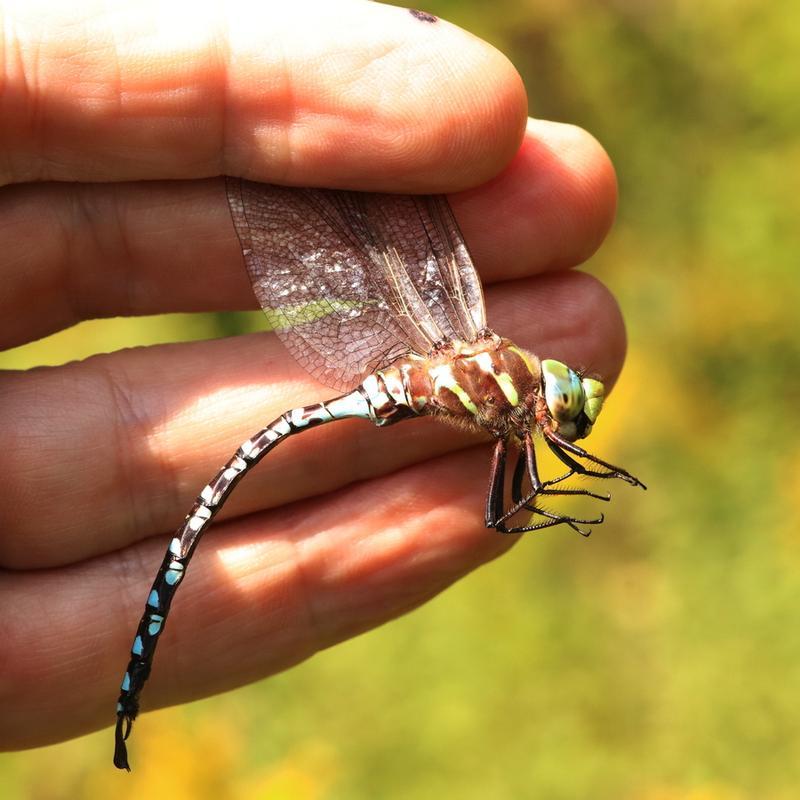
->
xmin=2 ymin=1 xmax=799 ymax=798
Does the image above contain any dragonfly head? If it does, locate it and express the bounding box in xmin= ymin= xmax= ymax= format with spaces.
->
xmin=541 ymin=359 xmax=605 ymax=441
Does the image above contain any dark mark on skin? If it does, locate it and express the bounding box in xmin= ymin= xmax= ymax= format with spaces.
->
xmin=409 ymin=9 xmax=438 ymax=23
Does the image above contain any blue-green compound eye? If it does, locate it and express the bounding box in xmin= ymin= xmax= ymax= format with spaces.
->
xmin=541 ymin=359 xmax=585 ymax=422
xmin=581 ymin=377 xmax=605 ymax=424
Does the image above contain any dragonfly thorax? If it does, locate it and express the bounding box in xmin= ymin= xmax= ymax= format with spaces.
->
xmin=373 ymin=335 xmax=539 ymax=438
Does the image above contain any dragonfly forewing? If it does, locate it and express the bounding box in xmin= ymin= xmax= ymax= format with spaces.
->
xmin=225 ymin=179 xmax=487 ymax=390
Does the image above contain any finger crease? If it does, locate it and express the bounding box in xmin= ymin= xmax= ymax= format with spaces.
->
xmin=89 ymin=356 xmax=176 ymax=544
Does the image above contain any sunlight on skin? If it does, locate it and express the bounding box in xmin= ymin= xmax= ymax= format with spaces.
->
xmin=0 ymin=313 xmax=244 ymax=370
xmin=214 ymin=538 xmax=299 ymax=592
xmin=151 ymin=380 xmax=283 ymax=443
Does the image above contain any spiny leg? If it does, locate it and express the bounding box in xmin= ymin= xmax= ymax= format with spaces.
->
xmin=544 ymin=434 xmax=615 ymax=480
xmin=486 ymin=433 xmax=602 ymax=535
xmin=485 ymin=437 xmax=539 ymax=531
xmin=544 ymin=429 xmax=646 ymax=489
xmin=517 ymin=431 xmax=603 ymax=534
xmin=511 ymin=442 xmax=574 ymax=497
xmin=510 ymin=444 xmax=527 ymax=503
xmin=114 ymin=390 xmax=374 ymax=771
xmin=485 ymin=437 xmax=565 ymax=529
xmin=484 ymin=437 xmax=509 ymax=529
xmin=511 ymin=442 xmax=610 ymax=505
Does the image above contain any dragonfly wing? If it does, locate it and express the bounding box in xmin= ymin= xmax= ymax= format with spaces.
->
xmin=359 ymin=192 xmax=487 ymax=341
xmin=225 ymin=178 xmax=487 ymax=390
xmin=226 ymin=179 xmax=431 ymax=391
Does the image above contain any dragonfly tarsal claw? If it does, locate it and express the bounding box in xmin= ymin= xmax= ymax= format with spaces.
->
xmin=618 ymin=472 xmax=646 ymax=489
xmin=575 ymin=518 xmax=604 ymax=537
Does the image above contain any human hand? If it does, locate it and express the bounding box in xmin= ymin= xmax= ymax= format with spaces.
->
xmin=0 ymin=0 xmax=622 ymax=751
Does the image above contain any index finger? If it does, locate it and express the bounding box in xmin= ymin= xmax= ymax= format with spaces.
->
xmin=0 ymin=0 xmax=527 ymax=191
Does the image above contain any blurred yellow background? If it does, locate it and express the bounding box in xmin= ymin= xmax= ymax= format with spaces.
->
xmin=2 ymin=1 xmax=799 ymax=798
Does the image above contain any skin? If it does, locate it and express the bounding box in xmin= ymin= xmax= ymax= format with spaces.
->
xmin=0 ymin=0 xmax=624 ymax=750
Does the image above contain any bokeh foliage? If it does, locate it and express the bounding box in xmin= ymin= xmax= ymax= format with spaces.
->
xmin=2 ymin=1 xmax=798 ymax=797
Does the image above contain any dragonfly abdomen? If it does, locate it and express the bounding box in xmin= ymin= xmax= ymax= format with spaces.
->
xmin=114 ymin=378 xmax=420 ymax=770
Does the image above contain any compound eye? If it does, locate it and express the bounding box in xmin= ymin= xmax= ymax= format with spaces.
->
xmin=581 ymin=377 xmax=605 ymax=424
xmin=541 ymin=359 xmax=584 ymax=422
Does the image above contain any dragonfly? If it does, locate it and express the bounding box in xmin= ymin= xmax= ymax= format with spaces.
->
xmin=113 ymin=178 xmax=645 ymax=770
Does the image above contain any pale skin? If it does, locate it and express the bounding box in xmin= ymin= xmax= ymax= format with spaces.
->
xmin=0 ymin=1 xmax=625 ymax=750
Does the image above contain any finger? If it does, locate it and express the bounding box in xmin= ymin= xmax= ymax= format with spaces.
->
xmin=0 ymin=272 xmax=626 ymax=568
xmin=451 ymin=118 xmax=618 ymax=279
xmin=1 ymin=1 xmax=526 ymax=189
xmin=0 ymin=446 xmax=513 ymax=749
xmin=0 ymin=121 xmax=616 ymax=347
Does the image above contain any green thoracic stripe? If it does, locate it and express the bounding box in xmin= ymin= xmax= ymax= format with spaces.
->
xmin=471 ymin=352 xmax=519 ymax=407
xmin=493 ymin=370 xmax=519 ymax=406
xmin=429 ymin=364 xmax=479 ymax=414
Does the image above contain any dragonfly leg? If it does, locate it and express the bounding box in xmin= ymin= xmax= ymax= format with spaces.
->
xmin=513 ymin=452 xmax=610 ymax=504
xmin=484 ymin=437 xmax=544 ymax=529
xmin=484 ymin=437 xmax=509 ymax=529
xmin=544 ymin=429 xmax=646 ymax=489
xmin=510 ymin=444 xmax=528 ymax=503
xmin=486 ymin=433 xmax=603 ymax=536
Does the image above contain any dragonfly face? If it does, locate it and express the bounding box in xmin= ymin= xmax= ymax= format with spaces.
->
xmin=540 ymin=358 xmax=605 ymax=442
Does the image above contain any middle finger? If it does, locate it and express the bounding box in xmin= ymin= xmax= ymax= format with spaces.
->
xmin=0 ymin=120 xmax=617 ymax=348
